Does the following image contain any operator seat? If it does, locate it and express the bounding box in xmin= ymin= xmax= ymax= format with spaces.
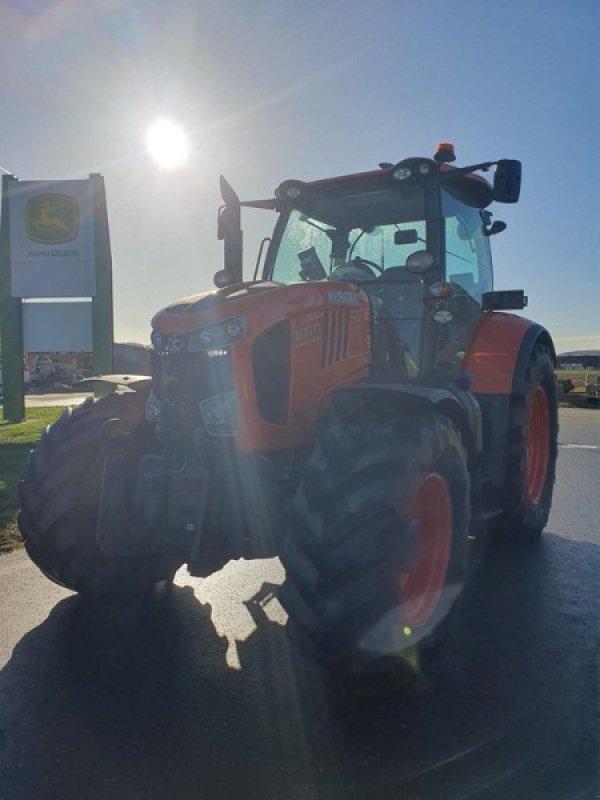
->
xmin=374 ymin=266 xmax=425 ymax=319
xmin=370 ymin=266 xmax=424 ymax=376
xmin=326 ymin=264 xmax=375 ymax=283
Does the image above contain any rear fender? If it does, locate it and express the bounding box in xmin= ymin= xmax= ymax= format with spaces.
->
xmin=463 ymin=312 xmax=555 ymax=395
xmin=463 ymin=312 xmax=556 ymax=487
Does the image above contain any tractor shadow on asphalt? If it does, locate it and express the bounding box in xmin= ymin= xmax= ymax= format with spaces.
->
xmin=0 ymin=533 xmax=598 ymax=800
xmin=318 ymin=532 xmax=599 ymax=799
xmin=0 ymin=575 xmax=336 ymax=800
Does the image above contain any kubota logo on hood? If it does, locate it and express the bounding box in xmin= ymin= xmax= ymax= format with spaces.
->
xmin=327 ymin=289 xmax=358 ymax=305
xmin=25 ymin=194 xmax=80 ymax=244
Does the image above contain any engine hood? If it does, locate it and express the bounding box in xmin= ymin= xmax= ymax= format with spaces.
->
xmin=151 ymin=281 xmax=285 ymax=334
xmin=150 ymin=278 xmax=372 ymax=453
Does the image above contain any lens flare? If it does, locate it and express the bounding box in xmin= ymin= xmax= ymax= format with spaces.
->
xmin=145 ymin=118 xmax=190 ymax=169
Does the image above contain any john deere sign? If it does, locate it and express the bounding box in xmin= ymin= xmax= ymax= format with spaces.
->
xmin=7 ymin=180 xmax=95 ymax=297
xmin=0 ymin=174 xmax=114 ymax=421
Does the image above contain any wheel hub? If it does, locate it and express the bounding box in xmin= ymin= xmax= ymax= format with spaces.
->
xmin=526 ymin=386 xmax=550 ymax=505
xmin=400 ymin=473 xmax=452 ymax=628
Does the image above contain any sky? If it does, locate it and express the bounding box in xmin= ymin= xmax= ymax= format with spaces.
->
xmin=1 ymin=0 xmax=598 ymax=353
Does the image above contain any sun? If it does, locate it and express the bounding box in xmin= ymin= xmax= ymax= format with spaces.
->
xmin=145 ymin=118 xmax=190 ymax=169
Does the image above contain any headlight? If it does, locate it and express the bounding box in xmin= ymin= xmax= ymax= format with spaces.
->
xmin=433 ymin=309 xmax=453 ymax=324
xmin=429 ymin=282 xmax=453 ymax=298
xmin=392 ymin=167 xmax=412 ymax=181
xmin=145 ymin=390 xmax=161 ymax=421
xmin=406 ymin=250 xmax=435 ymax=274
xmin=151 ymin=329 xmax=163 ymax=349
xmin=188 ymin=315 xmax=246 ymax=352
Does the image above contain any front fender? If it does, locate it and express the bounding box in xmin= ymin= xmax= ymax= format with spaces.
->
xmin=332 ymin=382 xmax=482 ymax=456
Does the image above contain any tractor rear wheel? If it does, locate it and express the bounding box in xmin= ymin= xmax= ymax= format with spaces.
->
xmin=18 ymin=392 xmax=182 ymax=595
xmin=497 ymin=343 xmax=558 ymax=544
xmin=279 ymin=403 xmax=470 ymax=672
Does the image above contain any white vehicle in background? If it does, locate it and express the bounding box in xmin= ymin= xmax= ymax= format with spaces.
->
xmin=29 ymin=356 xmax=56 ymax=389
xmin=585 ymin=373 xmax=600 ymax=403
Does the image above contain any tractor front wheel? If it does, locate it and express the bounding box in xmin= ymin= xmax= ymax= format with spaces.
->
xmin=18 ymin=392 xmax=183 ymax=595
xmin=279 ymin=403 xmax=471 ymax=672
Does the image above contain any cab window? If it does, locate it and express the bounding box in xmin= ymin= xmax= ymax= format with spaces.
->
xmin=442 ymin=190 xmax=493 ymax=302
xmin=270 ymin=215 xmax=428 ymax=283
xmin=271 ymin=210 xmax=333 ymax=283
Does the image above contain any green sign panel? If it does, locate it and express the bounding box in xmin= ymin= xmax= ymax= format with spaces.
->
xmin=0 ymin=174 xmax=113 ymax=422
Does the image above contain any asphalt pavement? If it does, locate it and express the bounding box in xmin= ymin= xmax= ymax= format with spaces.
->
xmin=0 ymin=407 xmax=598 ymax=800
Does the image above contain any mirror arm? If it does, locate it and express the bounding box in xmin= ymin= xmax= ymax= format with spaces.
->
xmin=439 ymin=161 xmax=496 ymax=182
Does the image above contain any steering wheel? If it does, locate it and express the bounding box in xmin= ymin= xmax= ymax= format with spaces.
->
xmin=349 ymin=257 xmax=384 ymax=276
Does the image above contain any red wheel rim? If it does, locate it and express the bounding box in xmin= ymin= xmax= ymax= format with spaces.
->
xmin=400 ymin=473 xmax=452 ymax=628
xmin=526 ymin=387 xmax=550 ymax=505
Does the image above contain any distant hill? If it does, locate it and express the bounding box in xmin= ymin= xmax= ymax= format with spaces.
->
xmin=556 ymin=350 xmax=600 ymax=370
xmin=558 ymin=350 xmax=600 ymax=357
xmin=113 ymin=342 xmax=151 ymax=375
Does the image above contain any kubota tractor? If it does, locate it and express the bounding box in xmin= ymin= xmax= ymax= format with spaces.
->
xmin=19 ymin=144 xmax=558 ymax=669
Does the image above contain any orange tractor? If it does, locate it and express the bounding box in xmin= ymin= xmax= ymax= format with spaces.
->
xmin=19 ymin=144 xmax=558 ymax=668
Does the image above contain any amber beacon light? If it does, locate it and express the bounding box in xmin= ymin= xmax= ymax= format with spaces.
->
xmin=434 ymin=142 xmax=456 ymax=163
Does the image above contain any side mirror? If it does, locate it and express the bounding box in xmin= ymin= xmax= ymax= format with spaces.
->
xmin=482 ymin=289 xmax=528 ymax=310
xmin=483 ymin=220 xmax=507 ymax=237
xmin=493 ymin=160 xmax=521 ymax=204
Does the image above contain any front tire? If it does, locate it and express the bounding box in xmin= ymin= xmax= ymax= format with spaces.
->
xmin=18 ymin=392 xmax=182 ymax=595
xmin=279 ymin=402 xmax=470 ymax=671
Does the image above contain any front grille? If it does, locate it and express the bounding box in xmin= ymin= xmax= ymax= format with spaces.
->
xmin=252 ymin=321 xmax=291 ymax=425
xmin=322 ymin=309 xmax=348 ymax=367
xmin=152 ymin=349 xmax=234 ymax=443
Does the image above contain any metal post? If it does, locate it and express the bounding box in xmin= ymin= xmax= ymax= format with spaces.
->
xmin=0 ymin=175 xmax=25 ymax=422
xmin=90 ymin=174 xmax=114 ymax=376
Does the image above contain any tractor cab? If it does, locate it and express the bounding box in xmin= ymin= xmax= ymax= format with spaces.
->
xmin=217 ymin=145 xmax=523 ymax=379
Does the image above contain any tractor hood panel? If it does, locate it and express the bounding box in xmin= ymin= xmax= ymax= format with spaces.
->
xmin=150 ymin=280 xmax=372 ymax=452
xmin=151 ymin=280 xmax=369 ymax=336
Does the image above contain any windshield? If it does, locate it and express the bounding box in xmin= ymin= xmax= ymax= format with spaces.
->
xmin=269 ymin=186 xmax=427 ymax=282
xmin=267 ymin=186 xmax=429 ymax=373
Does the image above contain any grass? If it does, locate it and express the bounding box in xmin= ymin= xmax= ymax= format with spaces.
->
xmin=0 ymin=407 xmax=62 ymax=552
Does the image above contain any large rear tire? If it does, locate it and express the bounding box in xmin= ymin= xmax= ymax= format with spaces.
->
xmin=497 ymin=343 xmax=558 ymax=544
xmin=18 ymin=392 xmax=182 ymax=595
xmin=279 ymin=402 xmax=470 ymax=672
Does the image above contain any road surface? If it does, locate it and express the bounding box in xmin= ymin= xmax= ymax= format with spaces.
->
xmin=0 ymin=407 xmax=598 ymax=799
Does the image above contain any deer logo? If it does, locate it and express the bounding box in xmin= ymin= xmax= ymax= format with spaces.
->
xmin=25 ymin=194 xmax=80 ymax=244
